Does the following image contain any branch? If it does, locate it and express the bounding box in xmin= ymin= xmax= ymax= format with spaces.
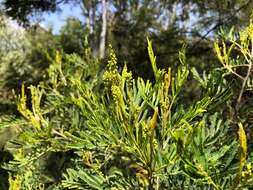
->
xmin=237 ymin=62 xmax=252 ymax=105
xmin=190 ymin=0 xmax=252 ymax=50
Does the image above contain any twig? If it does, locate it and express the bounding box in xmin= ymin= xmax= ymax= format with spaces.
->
xmin=191 ymin=0 xmax=252 ymax=50
xmin=237 ymin=60 xmax=252 ymax=105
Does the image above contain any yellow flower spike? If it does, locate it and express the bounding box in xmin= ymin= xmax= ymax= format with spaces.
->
xmin=108 ymin=44 xmax=118 ymax=68
xmin=149 ymin=108 xmax=158 ymax=132
xmin=164 ymin=68 xmax=171 ymax=97
xmin=55 ymin=51 xmax=67 ymax=86
xmin=238 ymin=123 xmax=247 ymax=177
xmin=82 ymin=151 xmax=93 ymax=167
xmin=214 ymin=42 xmax=224 ymax=66
xmin=55 ymin=50 xmax=61 ymax=65
xmin=19 ymin=83 xmax=27 ymax=111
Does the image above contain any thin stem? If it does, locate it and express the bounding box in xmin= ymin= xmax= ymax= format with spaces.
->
xmin=237 ymin=60 xmax=252 ymax=105
xmin=227 ymin=67 xmax=244 ymax=80
xmin=148 ymin=129 xmax=155 ymax=190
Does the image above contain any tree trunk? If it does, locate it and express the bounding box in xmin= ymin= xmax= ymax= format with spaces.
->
xmin=99 ymin=0 xmax=107 ymax=59
xmin=91 ymin=1 xmax=96 ymax=35
xmin=82 ymin=0 xmax=92 ymax=32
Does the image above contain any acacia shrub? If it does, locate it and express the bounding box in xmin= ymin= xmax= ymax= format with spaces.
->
xmin=1 ymin=25 xmax=253 ymax=189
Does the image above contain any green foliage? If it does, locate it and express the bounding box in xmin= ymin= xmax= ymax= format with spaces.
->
xmin=1 ymin=15 xmax=253 ymax=189
xmin=0 ymin=29 xmax=252 ymax=189
xmin=1 ymin=1 xmax=253 ymax=189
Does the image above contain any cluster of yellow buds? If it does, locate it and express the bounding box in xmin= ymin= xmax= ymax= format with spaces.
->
xmin=102 ymin=70 xmax=118 ymax=84
xmin=102 ymin=45 xmax=120 ymax=87
xmin=121 ymin=64 xmax=132 ymax=84
xmin=111 ymin=85 xmax=122 ymax=103
xmin=239 ymin=23 xmax=253 ymax=46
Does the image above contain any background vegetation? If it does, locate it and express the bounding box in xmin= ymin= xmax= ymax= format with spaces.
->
xmin=0 ymin=0 xmax=253 ymax=189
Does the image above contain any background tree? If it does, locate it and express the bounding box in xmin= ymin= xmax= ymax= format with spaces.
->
xmin=58 ymin=17 xmax=88 ymax=55
xmin=1 ymin=0 xmax=253 ymax=99
xmin=99 ymin=0 xmax=107 ymax=59
xmin=2 ymin=0 xmax=252 ymax=73
xmin=0 ymin=15 xmax=59 ymax=116
xmin=2 ymin=0 xmax=64 ymax=24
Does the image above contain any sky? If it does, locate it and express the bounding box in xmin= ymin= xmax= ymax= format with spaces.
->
xmin=10 ymin=2 xmax=208 ymax=38
xmin=40 ymin=2 xmax=202 ymax=36
xmin=40 ymin=3 xmax=83 ymax=34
